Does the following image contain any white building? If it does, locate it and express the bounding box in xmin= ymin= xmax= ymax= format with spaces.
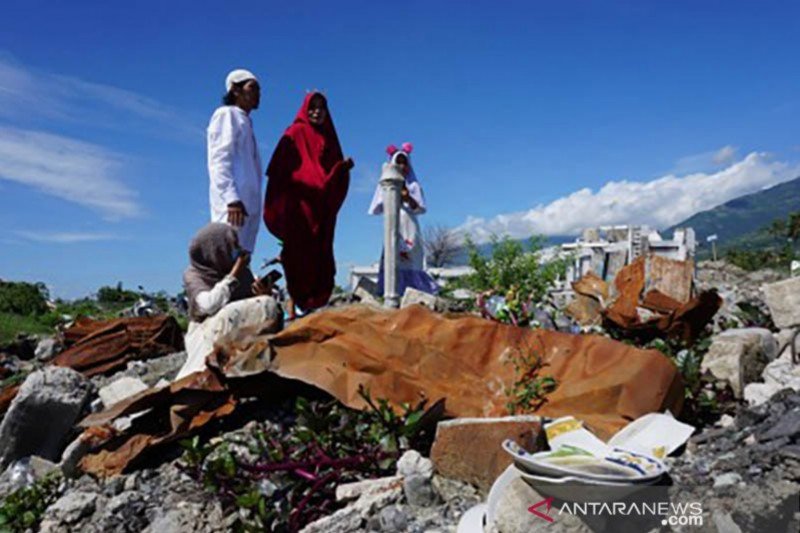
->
xmin=560 ymin=225 xmax=695 ymax=283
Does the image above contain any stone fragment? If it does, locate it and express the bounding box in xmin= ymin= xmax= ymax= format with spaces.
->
xmin=490 ymin=476 xmax=590 ymax=533
xmin=0 ymin=367 xmax=92 ymax=468
xmin=713 ymin=512 xmax=742 ymax=533
xmin=400 ymin=287 xmax=439 ymax=310
xmin=98 ymin=376 xmax=149 ymax=408
xmin=430 ymin=416 xmax=541 ymax=492
xmin=397 ymin=450 xmax=436 ymax=507
xmin=301 ymin=478 xmax=402 ymax=533
xmin=335 ymin=475 xmax=403 ymax=502
xmin=762 ymin=277 xmax=800 ymax=328
xmin=701 ymin=328 xmax=777 ymax=398
xmin=744 ymin=349 xmax=800 ymax=406
xmin=354 ymin=286 xmax=382 ymax=308
xmin=59 ymin=435 xmax=92 ymax=478
xmin=713 ymin=472 xmax=743 ymax=488
xmin=35 ymin=337 xmax=60 ymax=362
xmin=759 ymin=408 xmax=800 ymax=442
xmin=377 ymin=504 xmax=409 ymax=531
xmin=397 ymin=450 xmax=434 ymax=479
xmin=40 ymin=490 xmax=98 ymax=528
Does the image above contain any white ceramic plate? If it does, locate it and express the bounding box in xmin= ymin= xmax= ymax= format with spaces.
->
xmin=502 ymin=439 xmax=666 ymax=483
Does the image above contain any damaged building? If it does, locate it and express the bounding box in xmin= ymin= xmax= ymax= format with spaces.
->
xmin=561 ymin=225 xmax=696 ymax=284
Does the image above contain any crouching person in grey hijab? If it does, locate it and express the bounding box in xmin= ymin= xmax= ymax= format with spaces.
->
xmin=176 ymin=222 xmax=281 ymax=380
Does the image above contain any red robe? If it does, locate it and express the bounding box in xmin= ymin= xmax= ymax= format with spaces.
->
xmin=264 ymin=92 xmax=350 ymax=311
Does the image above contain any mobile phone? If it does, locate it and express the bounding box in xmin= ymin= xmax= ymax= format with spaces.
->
xmin=262 ymin=269 xmax=282 ymax=285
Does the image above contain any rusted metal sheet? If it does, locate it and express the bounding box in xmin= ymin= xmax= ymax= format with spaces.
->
xmin=53 ymin=316 xmax=184 ymax=377
xmin=1 ymin=316 xmax=185 ymax=417
xmin=78 ymin=305 xmax=684 ymax=476
xmin=645 ymin=256 xmax=694 ymax=304
xmin=569 ymin=255 xmax=719 ymax=345
xmin=566 ymin=272 xmax=609 ymax=326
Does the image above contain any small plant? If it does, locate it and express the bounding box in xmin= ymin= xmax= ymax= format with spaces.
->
xmin=0 ymin=473 xmax=62 ymax=533
xmin=505 ymin=339 xmax=558 ymax=414
xmin=458 ymin=235 xmax=567 ymax=326
xmin=180 ymin=390 xmax=431 ymax=532
xmin=643 ymin=335 xmax=734 ymax=428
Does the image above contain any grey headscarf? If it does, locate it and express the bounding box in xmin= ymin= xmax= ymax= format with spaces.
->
xmin=183 ymin=223 xmax=255 ymax=322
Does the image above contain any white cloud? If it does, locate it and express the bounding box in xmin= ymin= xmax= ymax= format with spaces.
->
xmin=14 ymin=230 xmax=118 ymax=244
xmin=0 ymin=126 xmax=141 ymax=218
xmin=0 ymin=52 xmax=201 ymax=141
xmin=672 ymin=145 xmax=739 ymax=174
xmin=459 ymin=152 xmax=799 ymax=242
xmin=712 ymin=145 xmax=738 ymax=166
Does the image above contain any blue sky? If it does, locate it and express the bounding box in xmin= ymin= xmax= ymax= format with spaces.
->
xmin=1 ymin=1 xmax=799 ymax=298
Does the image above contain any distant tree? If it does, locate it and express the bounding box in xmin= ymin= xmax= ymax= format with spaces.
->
xmin=0 ymin=281 xmax=49 ymax=316
xmin=96 ymin=282 xmax=140 ymax=304
xmin=424 ymin=225 xmax=461 ymax=268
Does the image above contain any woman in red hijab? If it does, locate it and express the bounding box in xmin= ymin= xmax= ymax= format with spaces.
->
xmin=264 ymin=92 xmax=353 ymax=315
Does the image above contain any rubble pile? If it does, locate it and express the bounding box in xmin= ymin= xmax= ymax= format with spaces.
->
xmin=1 ymin=258 xmax=799 ymax=532
xmin=696 ymin=260 xmax=784 ymax=332
xmin=666 ymin=389 xmax=800 ymax=531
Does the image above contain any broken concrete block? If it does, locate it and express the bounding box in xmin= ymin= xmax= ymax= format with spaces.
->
xmin=744 ymin=349 xmax=800 ymax=406
xmin=34 ymin=337 xmax=60 ymax=362
xmin=490 ymin=475 xmax=591 ymax=533
xmin=396 ymin=450 xmax=435 ymax=506
xmin=39 ymin=490 xmax=100 ymax=530
xmin=335 ymin=475 xmax=403 ymax=502
xmin=98 ymin=376 xmax=148 ymax=409
xmin=302 ymin=474 xmax=402 ymax=533
xmin=354 ymin=276 xmax=380 ymax=298
xmin=400 ymin=287 xmax=438 ymax=310
xmin=701 ymin=328 xmax=777 ymax=398
xmin=0 ymin=367 xmax=92 ymax=469
xmin=430 ymin=416 xmax=541 ymax=493
xmin=763 ymin=277 xmax=800 ymax=328
xmin=60 ymin=435 xmax=93 ymax=478
xmin=354 ymin=286 xmax=382 ymax=308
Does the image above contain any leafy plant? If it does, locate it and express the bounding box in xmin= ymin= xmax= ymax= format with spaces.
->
xmin=458 ymin=235 xmax=567 ymax=326
xmin=180 ymin=390 xmax=432 ymax=532
xmin=0 ymin=473 xmax=62 ymax=533
xmin=643 ymin=335 xmax=734 ymax=428
xmin=505 ymin=338 xmax=558 ymax=414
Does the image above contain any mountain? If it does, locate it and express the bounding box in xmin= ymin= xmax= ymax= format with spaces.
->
xmin=665 ymin=176 xmax=800 ymax=256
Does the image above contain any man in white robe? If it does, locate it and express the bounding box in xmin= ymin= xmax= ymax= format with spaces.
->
xmin=207 ymin=69 xmax=263 ymax=252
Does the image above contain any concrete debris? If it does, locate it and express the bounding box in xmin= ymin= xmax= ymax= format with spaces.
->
xmin=35 ymin=337 xmax=61 ymax=362
xmin=400 ymin=287 xmax=439 ymax=310
xmin=562 ymin=225 xmax=695 ymax=286
xmin=397 ymin=450 xmax=436 ymax=506
xmin=701 ymin=328 xmax=778 ymax=398
xmin=567 ymin=255 xmax=721 ymax=344
xmin=0 ymin=367 xmax=92 ymax=469
xmin=713 ymin=472 xmax=743 ymax=488
xmin=353 ymin=286 xmax=382 ymax=308
xmin=39 ymin=490 xmax=99 ymax=529
xmin=744 ymin=349 xmax=800 ymax=406
xmin=301 ymin=475 xmax=402 ymax=532
xmin=335 ymin=475 xmax=403 ymax=502
xmin=762 ymin=276 xmax=800 ymax=329
xmin=98 ymin=376 xmax=149 ymax=409
xmin=430 ymin=416 xmax=541 ymax=493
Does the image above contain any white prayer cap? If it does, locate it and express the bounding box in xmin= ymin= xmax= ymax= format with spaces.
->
xmin=225 ymin=69 xmax=258 ymax=92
